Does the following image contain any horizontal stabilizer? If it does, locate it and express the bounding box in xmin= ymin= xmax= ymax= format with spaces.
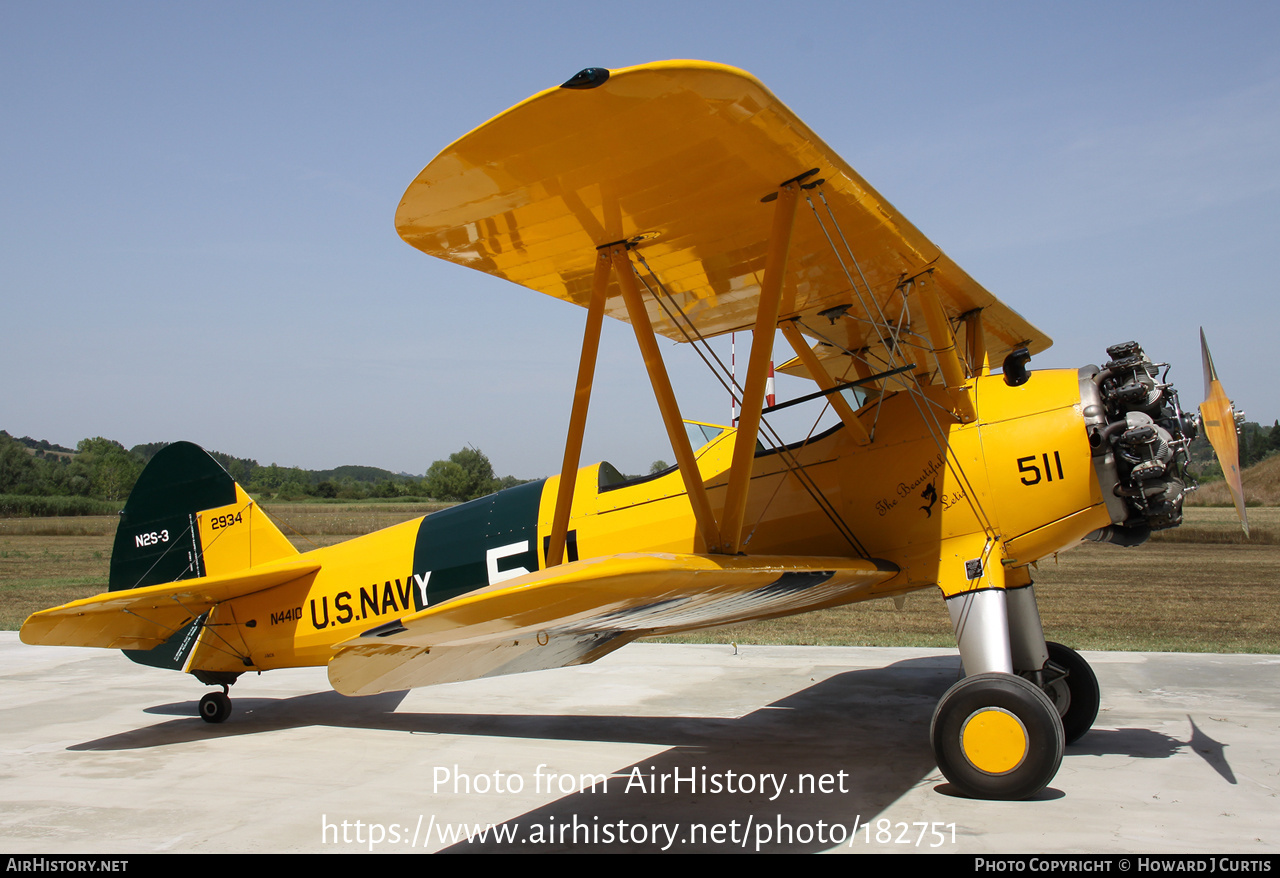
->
xmin=20 ymin=558 xmax=321 ymax=651
xmin=328 ymin=552 xmax=898 ymax=696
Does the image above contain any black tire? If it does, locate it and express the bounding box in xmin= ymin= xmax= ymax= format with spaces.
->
xmin=1043 ymin=641 xmax=1100 ymax=745
xmin=930 ymin=672 xmax=1064 ymax=800
xmin=199 ymin=692 xmax=232 ymax=724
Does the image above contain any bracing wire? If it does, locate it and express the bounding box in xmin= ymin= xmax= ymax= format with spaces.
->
xmin=629 ymin=252 xmax=868 ymax=556
xmin=803 ymin=185 xmax=998 ymax=536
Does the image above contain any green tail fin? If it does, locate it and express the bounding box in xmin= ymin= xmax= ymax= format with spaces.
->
xmin=110 ymin=441 xmax=297 ymax=669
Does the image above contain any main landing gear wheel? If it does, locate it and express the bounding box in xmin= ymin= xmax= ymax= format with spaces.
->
xmin=1042 ymin=641 xmax=1100 ymax=745
xmin=931 ymin=672 xmax=1064 ymax=800
xmin=199 ymin=690 xmax=232 ymax=724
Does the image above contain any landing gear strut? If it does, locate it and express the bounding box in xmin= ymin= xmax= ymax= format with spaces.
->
xmin=938 ymin=581 xmax=1092 ymax=799
xmin=199 ymin=685 xmax=232 ymax=724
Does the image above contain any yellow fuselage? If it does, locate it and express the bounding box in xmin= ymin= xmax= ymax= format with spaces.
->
xmin=187 ymin=368 xmax=1104 ymax=677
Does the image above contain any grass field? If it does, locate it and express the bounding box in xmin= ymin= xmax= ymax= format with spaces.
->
xmin=3 ymin=505 xmax=1276 ymax=652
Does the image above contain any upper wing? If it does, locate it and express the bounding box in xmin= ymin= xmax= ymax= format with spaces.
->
xmin=395 ymin=60 xmax=1049 ymax=376
xmin=327 ymin=552 xmax=898 ymax=696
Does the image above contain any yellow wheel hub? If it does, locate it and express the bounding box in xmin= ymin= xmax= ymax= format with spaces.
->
xmin=960 ymin=708 xmax=1028 ymax=775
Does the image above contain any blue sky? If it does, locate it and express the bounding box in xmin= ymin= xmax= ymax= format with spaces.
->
xmin=3 ymin=1 xmax=1277 ymax=478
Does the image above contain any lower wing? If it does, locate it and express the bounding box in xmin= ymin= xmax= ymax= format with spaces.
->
xmin=327 ymin=552 xmax=899 ymax=696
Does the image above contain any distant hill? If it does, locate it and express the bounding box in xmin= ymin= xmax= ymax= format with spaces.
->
xmin=2 ymin=428 xmax=496 ymax=506
xmin=128 ymin=445 xmax=416 ymax=484
xmin=313 ymin=464 xmax=412 ymax=483
xmin=1187 ymin=453 xmax=1280 ymax=507
xmin=4 ymin=432 xmax=75 ymax=460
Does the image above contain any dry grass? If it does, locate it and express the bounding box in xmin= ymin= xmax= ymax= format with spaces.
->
xmin=5 ymin=505 xmax=1277 ymax=652
xmin=1028 ymin=542 xmax=1279 ymax=652
xmin=0 ymin=516 xmax=120 ymax=536
xmin=0 ymin=535 xmax=115 ymax=630
xmin=1188 ymin=454 xmax=1280 ymax=507
xmin=649 ymin=540 xmax=1280 ymax=653
xmin=258 ymin=502 xmax=450 ymax=540
xmin=1150 ymin=506 xmax=1278 ymax=544
xmin=0 ymin=502 xmax=437 ymax=629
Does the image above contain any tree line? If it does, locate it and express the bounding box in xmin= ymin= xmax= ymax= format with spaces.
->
xmin=1186 ymin=420 xmax=1279 ymax=479
xmin=5 ymin=418 xmax=1276 ymax=515
xmin=0 ymin=431 xmax=530 ymax=512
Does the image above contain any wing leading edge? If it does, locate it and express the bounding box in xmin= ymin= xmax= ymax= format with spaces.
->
xmin=395 ymin=60 xmax=1050 ymax=373
xmin=328 ymin=552 xmax=899 ymax=696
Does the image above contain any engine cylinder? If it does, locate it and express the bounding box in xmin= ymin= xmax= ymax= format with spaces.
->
xmin=1079 ymin=342 xmax=1197 ymax=542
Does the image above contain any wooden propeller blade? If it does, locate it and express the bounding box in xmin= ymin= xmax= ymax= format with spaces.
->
xmin=1198 ymin=328 xmax=1249 ymax=536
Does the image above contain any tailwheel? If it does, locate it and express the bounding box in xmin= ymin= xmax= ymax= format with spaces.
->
xmin=199 ymin=690 xmax=232 ymax=724
xmin=1042 ymin=642 xmax=1099 ymax=745
xmin=931 ymin=673 xmax=1064 ymax=800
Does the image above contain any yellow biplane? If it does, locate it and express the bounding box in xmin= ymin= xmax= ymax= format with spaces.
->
xmin=21 ymin=61 xmax=1248 ymax=800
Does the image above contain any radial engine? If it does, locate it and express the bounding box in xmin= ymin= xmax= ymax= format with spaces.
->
xmin=1081 ymin=341 xmax=1200 ymax=546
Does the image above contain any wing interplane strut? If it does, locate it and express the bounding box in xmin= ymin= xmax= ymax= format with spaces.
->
xmin=716 ymin=179 xmax=802 ymax=554
xmin=547 ymin=183 xmax=871 ymax=563
xmin=629 ymin=203 xmax=869 ymax=557
xmin=658 ymin=320 xmax=868 ymax=557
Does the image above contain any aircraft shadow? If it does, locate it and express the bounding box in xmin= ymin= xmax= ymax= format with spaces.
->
xmin=63 ymin=654 xmax=1228 ymax=851
xmin=1066 ymin=718 xmax=1235 ymax=785
xmin=65 ymin=656 xmax=942 ymax=852
xmin=71 ymin=656 xmax=954 ymax=752
xmin=440 ymin=659 xmax=956 ymax=852
xmin=1186 ymin=716 xmax=1235 ymax=784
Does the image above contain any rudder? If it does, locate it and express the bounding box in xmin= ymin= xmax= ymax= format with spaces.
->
xmin=110 ymin=441 xmax=297 ymax=591
xmin=109 ymin=441 xmax=297 ymax=669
